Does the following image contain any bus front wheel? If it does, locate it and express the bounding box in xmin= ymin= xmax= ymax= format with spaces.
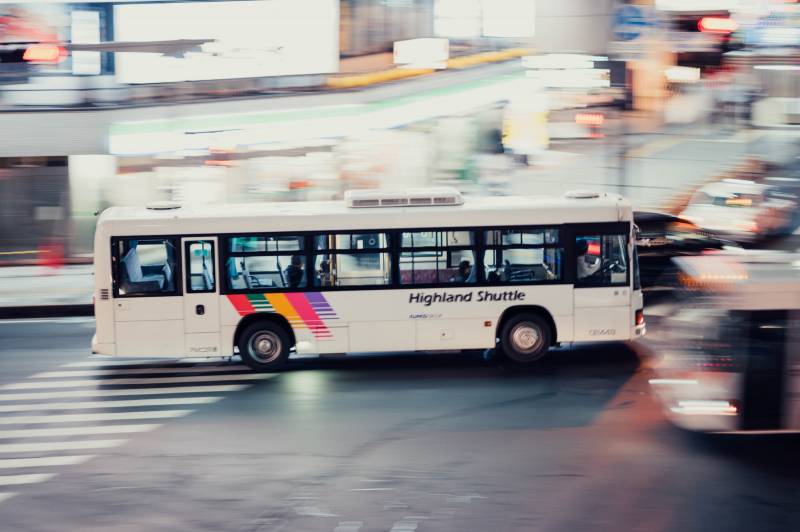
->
xmin=238 ymin=321 xmax=290 ymax=372
xmin=499 ymin=313 xmax=551 ymax=364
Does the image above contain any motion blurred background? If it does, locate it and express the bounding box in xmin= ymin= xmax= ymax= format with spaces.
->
xmin=0 ymin=0 xmax=798 ymax=308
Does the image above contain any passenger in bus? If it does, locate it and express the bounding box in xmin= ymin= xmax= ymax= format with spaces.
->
xmin=451 ymin=260 xmax=473 ymax=283
xmin=285 ymin=255 xmax=305 ymax=288
xmin=317 ymin=258 xmax=331 ymax=287
xmin=576 ymin=239 xmax=601 ymax=281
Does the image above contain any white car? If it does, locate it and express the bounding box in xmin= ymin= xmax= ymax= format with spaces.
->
xmin=679 ymin=179 xmax=795 ymax=242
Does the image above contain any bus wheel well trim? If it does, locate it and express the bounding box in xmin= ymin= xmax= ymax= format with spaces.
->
xmin=233 ymin=313 xmax=296 ymax=352
xmin=496 ymin=306 xmax=557 ymax=346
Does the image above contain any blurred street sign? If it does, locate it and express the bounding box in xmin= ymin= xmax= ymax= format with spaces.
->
xmin=613 ymin=5 xmax=652 ymax=41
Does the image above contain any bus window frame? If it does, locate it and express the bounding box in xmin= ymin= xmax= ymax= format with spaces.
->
xmin=184 ymin=239 xmax=217 ymax=294
xmin=111 ymin=222 xmax=633 ymax=296
xmin=566 ymin=222 xmax=632 ymax=288
xmin=218 ymin=225 xmax=574 ymax=294
xmin=110 ymin=236 xmax=183 ymax=299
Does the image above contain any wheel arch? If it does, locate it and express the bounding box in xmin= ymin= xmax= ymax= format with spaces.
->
xmin=497 ymin=305 xmax=558 ymax=346
xmin=233 ymin=313 xmax=296 ymax=351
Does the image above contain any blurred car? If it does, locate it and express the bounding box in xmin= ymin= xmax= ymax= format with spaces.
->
xmin=679 ymin=179 xmax=797 ymax=243
xmin=634 ymin=211 xmax=732 ymax=290
xmin=650 ymin=251 xmax=800 ymax=433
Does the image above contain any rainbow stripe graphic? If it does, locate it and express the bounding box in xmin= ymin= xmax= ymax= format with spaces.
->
xmin=227 ymin=292 xmax=338 ymax=339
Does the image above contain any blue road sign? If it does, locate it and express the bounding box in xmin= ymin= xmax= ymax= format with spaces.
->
xmin=614 ymin=5 xmax=650 ymax=42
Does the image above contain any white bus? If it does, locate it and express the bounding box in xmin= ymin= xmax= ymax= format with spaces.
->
xmin=92 ymin=188 xmax=645 ymax=371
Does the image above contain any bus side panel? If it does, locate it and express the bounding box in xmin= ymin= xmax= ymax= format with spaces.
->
xmin=573 ymin=287 xmax=631 ymax=342
xmin=416 ymin=319 xmax=494 ymax=350
xmin=220 ymin=293 xmax=348 ymax=355
xmin=114 ymin=297 xmax=184 ymax=356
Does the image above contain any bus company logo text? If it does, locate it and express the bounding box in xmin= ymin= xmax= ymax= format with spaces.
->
xmin=409 ymin=290 xmax=526 ymax=307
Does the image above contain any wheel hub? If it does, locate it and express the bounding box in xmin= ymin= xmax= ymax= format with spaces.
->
xmin=250 ymin=332 xmax=281 ymax=363
xmin=511 ymin=323 xmax=541 ymax=353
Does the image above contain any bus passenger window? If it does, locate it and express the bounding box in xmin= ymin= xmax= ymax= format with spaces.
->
xmin=116 ymin=238 xmax=177 ymax=296
xmin=575 ymin=235 xmax=628 ymax=286
xmin=483 ymin=228 xmax=562 ymax=283
xmin=399 ymin=231 xmax=477 ymax=285
xmin=313 ymin=232 xmax=391 ymax=287
xmin=225 ymin=235 xmax=307 ymax=291
xmin=186 ymin=240 xmax=215 ymax=293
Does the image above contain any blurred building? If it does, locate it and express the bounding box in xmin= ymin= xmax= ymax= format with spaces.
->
xmin=0 ymin=0 xmax=796 ymax=262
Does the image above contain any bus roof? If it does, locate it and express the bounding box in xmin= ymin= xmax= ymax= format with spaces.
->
xmin=96 ymin=193 xmax=632 ymax=237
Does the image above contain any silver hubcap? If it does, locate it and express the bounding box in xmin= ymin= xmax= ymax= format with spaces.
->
xmin=249 ymin=332 xmax=282 ymax=364
xmin=510 ymin=322 xmax=542 ymax=355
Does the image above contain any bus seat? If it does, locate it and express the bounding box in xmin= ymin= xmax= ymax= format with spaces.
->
xmin=121 ymin=248 xmax=165 ymax=292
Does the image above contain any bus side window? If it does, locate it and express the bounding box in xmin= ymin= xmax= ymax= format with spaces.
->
xmin=483 ymin=228 xmax=562 ymax=283
xmin=313 ymin=232 xmax=391 ymax=287
xmin=575 ymin=234 xmax=628 ymax=286
xmin=398 ymin=230 xmax=477 ymax=285
xmin=186 ymin=240 xmax=215 ymax=293
xmin=225 ymin=235 xmax=306 ymax=291
xmin=116 ymin=238 xmax=178 ymax=296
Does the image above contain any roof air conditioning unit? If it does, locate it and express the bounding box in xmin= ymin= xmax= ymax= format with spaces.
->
xmin=345 ymin=187 xmax=464 ymax=208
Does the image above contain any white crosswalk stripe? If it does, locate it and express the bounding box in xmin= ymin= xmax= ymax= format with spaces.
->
xmin=0 ymin=396 xmax=222 ymax=413
xmin=2 ymin=373 xmax=272 ymax=390
xmin=0 ymin=425 xmax=160 ymax=440
xmin=0 ymin=384 xmax=249 ymax=402
xmin=63 ymin=358 xmax=230 ymax=368
xmin=31 ymin=365 xmax=250 ymax=378
xmin=0 ymin=473 xmax=56 ymax=486
xmin=0 ymin=455 xmax=95 ymax=469
xmin=0 ymin=409 xmax=192 ymax=425
xmin=0 ymin=439 xmax=126 ymax=454
xmin=0 ymin=358 xmax=271 ymax=506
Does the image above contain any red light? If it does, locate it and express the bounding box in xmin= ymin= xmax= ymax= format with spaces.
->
xmin=23 ymin=44 xmax=65 ymax=63
xmin=635 ymin=309 xmax=645 ymax=326
xmin=575 ymin=112 xmax=605 ymax=127
xmin=698 ymin=17 xmax=738 ymax=34
xmin=587 ymin=241 xmax=601 ymax=256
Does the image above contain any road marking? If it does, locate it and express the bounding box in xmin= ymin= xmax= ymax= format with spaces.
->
xmin=0 ymin=384 xmax=249 ymax=402
xmin=0 ymin=492 xmax=16 ymax=503
xmin=0 ymin=409 xmax=192 ymax=425
xmin=1 ymin=373 xmax=273 ymax=390
xmin=0 ymin=439 xmax=126 ymax=454
xmin=0 ymin=474 xmax=56 ymax=486
xmin=0 ymin=424 xmax=161 ymax=440
xmin=0 ymin=455 xmax=95 ymax=469
xmin=31 ymin=366 xmax=251 ymax=378
xmin=626 ymin=136 xmax=683 ymax=159
xmin=0 ymin=396 xmax=221 ymax=413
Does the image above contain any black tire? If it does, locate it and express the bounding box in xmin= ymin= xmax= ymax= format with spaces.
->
xmin=498 ymin=313 xmax=551 ymax=364
xmin=237 ymin=321 xmax=291 ymax=372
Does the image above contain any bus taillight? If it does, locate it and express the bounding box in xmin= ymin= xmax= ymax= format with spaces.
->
xmin=635 ymin=309 xmax=645 ymax=326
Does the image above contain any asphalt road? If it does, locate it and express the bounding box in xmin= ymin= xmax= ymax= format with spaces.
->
xmin=0 ymin=319 xmax=798 ymax=532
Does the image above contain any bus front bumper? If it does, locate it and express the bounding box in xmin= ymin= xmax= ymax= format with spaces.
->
xmin=91 ymin=334 xmax=116 ymax=356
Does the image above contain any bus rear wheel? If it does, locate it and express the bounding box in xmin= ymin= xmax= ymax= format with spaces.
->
xmin=238 ymin=321 xmax=290 ymax=372
xmin=499 ymin=313 xmax=551 ymax=364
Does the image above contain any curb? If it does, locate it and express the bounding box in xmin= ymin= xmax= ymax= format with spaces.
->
xmin=0 ymin=305 xmax=93 ymax=320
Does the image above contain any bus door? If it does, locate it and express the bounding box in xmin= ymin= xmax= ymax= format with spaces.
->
xmin=572 ymin=230 xmax=632 ymax=341
xmin=182 ymin=237 xmax=222 ymax=356
xmin=113 ymin=236 xmax=184 ymax=356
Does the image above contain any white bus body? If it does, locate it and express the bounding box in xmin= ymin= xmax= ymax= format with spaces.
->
xmin=92 ymin=189 xmax=645 ymax=370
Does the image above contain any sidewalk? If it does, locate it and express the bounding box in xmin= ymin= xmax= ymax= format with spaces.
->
xmin=0 ymin=265 xmax=93 ymax=311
